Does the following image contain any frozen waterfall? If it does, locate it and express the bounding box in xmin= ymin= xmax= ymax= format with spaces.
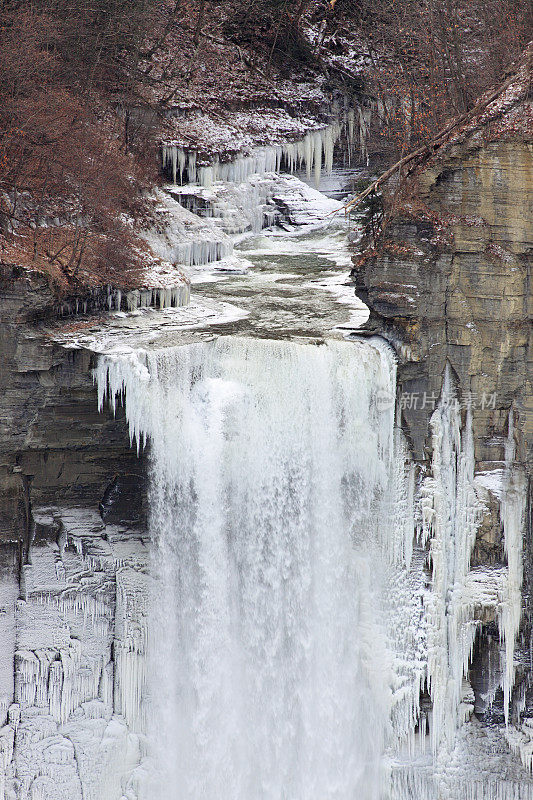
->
xmin=97 ymin=336 xmax=399 ymax=800
xmin=94 ymin=336 xmax=530 ymax=800
xmin=161 ymin=108 xmax=373 ymax=190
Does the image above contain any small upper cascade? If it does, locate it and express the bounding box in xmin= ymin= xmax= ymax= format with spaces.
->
xmin=162 ymin=107 xmax=372 ymax=190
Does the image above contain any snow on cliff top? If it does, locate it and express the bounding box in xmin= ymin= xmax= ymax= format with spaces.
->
xmin=161 ymin=106 xmax=334 ymax=157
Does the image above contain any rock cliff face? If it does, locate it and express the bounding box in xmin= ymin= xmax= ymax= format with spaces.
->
xmin=352 ymin=68 xmax=532 ymax=751
xmin=0 ymin=278 xmax=150 ymax=798
xmin=0 ymin=277 xmax=147 ymax=528
xmin=353 ymin=137 xmax=532 ymax=468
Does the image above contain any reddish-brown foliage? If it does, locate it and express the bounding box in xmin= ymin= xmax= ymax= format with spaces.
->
xmin=333 ymin=0 xmax=532 ymax=158
xmin=0 ymin=1 xmax=182 ymax=292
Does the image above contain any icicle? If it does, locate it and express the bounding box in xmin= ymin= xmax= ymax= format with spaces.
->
xmin=161 ymin=117 xmax=347 ymax=190
xmin=500 ymin=410 xmax=526 ymax=725
xmin=358 ymin=106 xmax=367 ymax=162
xmin=163 ymin=145 xmax=179 ymax=184
xmin=313 ymin=130 xmax=322 ymax=187
xmin=126 ymin=289 xmax=139 ymax=312
xmin=171 ymin=147 xmax=177 ymax=184
xmin=347 ymin=108 xmax=355 ymax=146
xmin=288 ymin=142 xmax=295 ymax=173
xmin=114 ymin=569 xmax=148 ymax=733
xmin=177 ymin=149 xmax=185 ymax=183
xmin=187 ymin=151 xmax=197 ymax=185
xmin=323 ymin=126 xmax=334 ymax=176
xmin=423 ymin=369 xmax=483 ymax=753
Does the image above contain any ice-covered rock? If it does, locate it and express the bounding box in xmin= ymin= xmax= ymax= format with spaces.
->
xmin=6 ymin=508 xmax=151 ymax=800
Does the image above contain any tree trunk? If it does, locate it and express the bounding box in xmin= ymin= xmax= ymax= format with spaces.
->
xmin=193 ymin=0 xmax=206 ymax=46
xmin=292 ymin=0 xmax=312 ymax=27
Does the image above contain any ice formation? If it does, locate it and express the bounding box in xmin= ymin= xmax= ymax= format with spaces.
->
xmin=137 ymin=173 xmax=343 ymax=295
xmin=416 ymin=377 xmax=528 ymax=760
xmin=500 ymin=412 xmax=526 ymax=724
xmin=420 ymin=369 xmax=484 ymax=752
xmin=57 ymin=113 xmax=361 ymax=321
xmin=57 ymin=283 xmax=190 ymax=317
xmin=0 ymin=507 xmax=152 ymax=800
xmin=388 ymin=373 xmax=530 ymax=798
xmin=0 ymin=339 xmax=515 ymax=800
xmin=161 ymin=109 xmax=370 ymax=190
xmin=169 ymin=171 xmax=341 ymax=236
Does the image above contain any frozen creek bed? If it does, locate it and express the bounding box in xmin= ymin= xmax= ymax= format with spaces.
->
xmin=51 ymin=173 xmax=369 ymax=353
xmin=7 ymin=165 xmax=533 ymax=800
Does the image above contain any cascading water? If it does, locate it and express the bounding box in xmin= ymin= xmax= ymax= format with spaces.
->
xmin=97 ymin=336 xmax=399 ymax=800
xmin=84 ymin=137 xmax=532 ymax=800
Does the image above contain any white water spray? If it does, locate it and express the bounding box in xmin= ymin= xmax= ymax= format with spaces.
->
xmin=97 ymin=336 xmax=397 ymax=800
xmin=95 ymin=340 xmax=531 ymax=800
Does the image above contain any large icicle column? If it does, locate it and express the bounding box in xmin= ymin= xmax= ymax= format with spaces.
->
xmin=97 ymin=336 xmax=404 ymax=800
xmin=421 ymin=367 xmax=483 ymax=753
xmin=391 ymin=369 xmax=532 ymax=800
xmin=421 ymin=375 xmax=528 ymax=753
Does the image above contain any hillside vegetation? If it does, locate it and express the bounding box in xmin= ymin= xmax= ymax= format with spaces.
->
xmin=0 ymin=0 xmax=530 ymax=294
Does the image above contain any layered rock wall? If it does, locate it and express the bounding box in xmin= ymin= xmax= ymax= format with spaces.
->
xmin=0 ymin=280 xmax=150 ymax=798
xmin=353 ymin=138 xmax=531 ymax=470
xmin=352 ymin=106 xmax=532 ymax=755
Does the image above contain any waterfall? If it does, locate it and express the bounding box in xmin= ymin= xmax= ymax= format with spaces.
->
xmin=95 ymin=336 xmax=530 ymax=799
xmin=97 ymin=336 xmax=399 ymax=800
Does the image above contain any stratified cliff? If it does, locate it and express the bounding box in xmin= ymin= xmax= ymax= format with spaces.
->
xmin=0 ymin=277 xmax=152 ymax=798
xmin=352 ymin=42 xmax=532 ymax=750
xmin=353 ymin=44 xmax=531 ymax=467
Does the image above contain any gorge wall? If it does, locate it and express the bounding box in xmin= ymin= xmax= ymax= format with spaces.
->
xmin=352 ymin=79 xmax=532 ymax=740
xmin=0 ymin=62 xmax=531 ymax=794
xmin=353 ymin=137 xmax=532 ymax=468
xmin=0 ymin=277 xmax=150 ymax=799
